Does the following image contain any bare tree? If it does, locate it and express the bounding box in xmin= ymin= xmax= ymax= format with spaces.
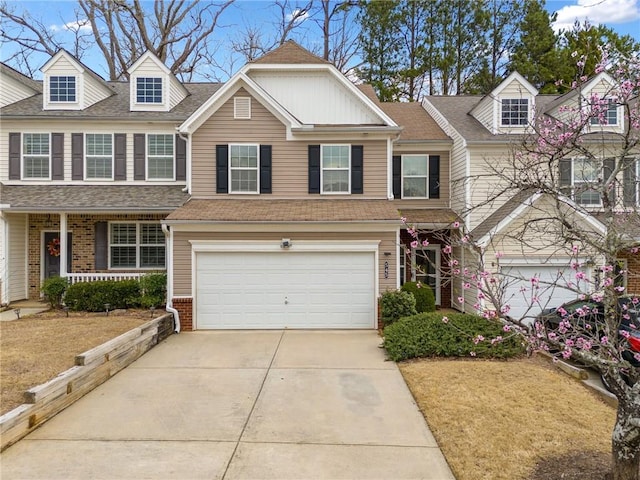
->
xmin=0 ymin=0 xmax=234 ymax=80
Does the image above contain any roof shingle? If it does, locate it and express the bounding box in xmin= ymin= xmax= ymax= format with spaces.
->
xmin=252 ymin=40 xmax=330 ymax=65
xmin=380 ymin=102 xmax=450 ymax=141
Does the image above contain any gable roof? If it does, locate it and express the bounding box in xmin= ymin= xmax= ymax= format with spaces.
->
xmin=542 ymin=71 xmax=616 ymax=114
xmin=252 ymin=40 xmax=329 ymax=65
xmin=0 ymin=62 xmax=42 ymax=93
xmin=379 ymin=102 xmax=449 ymax=142
xmin=41 ymin=49 xmax=111 ymax=92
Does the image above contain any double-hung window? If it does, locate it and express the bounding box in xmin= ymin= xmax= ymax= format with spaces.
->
xmin=572 ymin=158 xmax=601 ymax=206
xmin=402 ymin=155 xmax=428 ymax=198
xmin=501 ymin=99 xmax=529 ymax=126
xmin=86 ymin=134 xmax=113 ymax=180
xmin=110 ymin=222 xmax=165 ymax=269
xmin=230 ymin=144 xmax=259 ymax=193
xmin=147 ymin=134 xmax=174 ymax=180
xmin=136 ymin=77 xmax=163 ymax=104
xmin=321 ymin=145 xmax=350 ymax=193
xmin=23 ymin=133 xmax=50 ymax=179
xmin=49 ymin=76 xmax=76 ymax=102
xmin=590 ymin=98 xmax=618 ymax=126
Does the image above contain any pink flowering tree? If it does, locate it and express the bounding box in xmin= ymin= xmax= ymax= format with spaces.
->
xmin=406 ymin=49 xmax=640 ymax=480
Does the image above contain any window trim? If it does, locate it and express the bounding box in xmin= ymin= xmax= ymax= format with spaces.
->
xmin=500 ymin=98 xmax=529 ymax=127
xmin=22 ymin=132 xmax=51 ymax=180
xmin=320 ymin=144 xmax=351 ymax=195
xmin=146 ymin=133 xmax=175 ymax=181
xmin=108 ymin=221 xmax=166 ymax=270
xmin=571 ymin=157 xmax=603 ymax=207
xmin=410 ymin=244 xmax=441 ymax=305
xmin=49 ymin=75 xmax=77 ymax=103
xmin=401 ymin=154 xmax=429 ymax=199
xmin=228 ymin=143 xmax=260 ymax=194
xmin=85 ymin=133 xmax=114 ymax=181
xmin=135 ymin=77 xmax=163 ymax=104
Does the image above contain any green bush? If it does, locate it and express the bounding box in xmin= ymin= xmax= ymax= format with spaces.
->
xmin=401 ymin=281 xmax=436 ymax=313
xmin=64 ymin=280 xmax=141 ymax=312
xmin=139 ymin=272 xmax=167 ymax=308
xmin=383 ymin=312 xmax=525 ymax=361
xmin=379 ymin=290 xmax=417 ymax=326
xmin=41 ymin=276 xmax=69 ymax=308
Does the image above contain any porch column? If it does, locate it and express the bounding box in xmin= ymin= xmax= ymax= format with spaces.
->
xmin=59 ymin=213 xmax=68 ymax=278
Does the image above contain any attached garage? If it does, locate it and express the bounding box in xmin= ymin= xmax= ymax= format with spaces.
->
xmin=193 ymin=242 xmax=379 ymax=329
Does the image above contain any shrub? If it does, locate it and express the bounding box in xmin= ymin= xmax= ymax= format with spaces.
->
xmin=379 ymin=290 xmax=417 ymax=326
xmin=64 ymin=280 xmax=141 ymax=312
xmin=139 ymin=272 xmax=167 ymax=308
xmin=401 ymin=281 xmax=436 ymax=313
xmin=41 ymin=276 xmax=69 ymax=308
xmin=383 ymin=312 xmax=525 ymax=362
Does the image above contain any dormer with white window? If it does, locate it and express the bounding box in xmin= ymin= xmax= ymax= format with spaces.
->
xmin=470 ymin=71 xmax=538 ymax=134
xmin=128 ymin=51 xmax=188 ymax=112
xmin=41 ymin=50 xmax=112 ymax=111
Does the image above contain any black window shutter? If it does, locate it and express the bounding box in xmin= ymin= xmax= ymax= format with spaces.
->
xmin=429 ymin=155 xmax=440 ymax=199
xmin=114 ymin=133 xmax=126 ymax=180
xmin=392 ymin=155 xmax=401 ymax=198
xmin=260 ymin=145 xmax=272 ymax=194
xmin=216 ymin=144 xmax=229 ymax=193
xmin=9 ymin=133 xmax=21 ymax=179
xmin=603 ymin=158 xmax=616 ymax=204
xmin=95 ymin=222 xmax=108 ymax=270
xmin=624 ymin=158 xmax=637 ymax=207
xmin=308 ymin=145 xmax=321 ymax=194
xmin=559 ymin=159 xmax=572 ymax=196
xmin=133 ymin=134 xmax=146 ymax=180
xmin=351 ymin=145 xmax=363 ymax=194
xmin=175 ymin=134 xmax=187 ymax=181
xmin=71 ymin=133 xmax=84 ymax=180
xmin=51 ymin=133 xmax=64 ymax=180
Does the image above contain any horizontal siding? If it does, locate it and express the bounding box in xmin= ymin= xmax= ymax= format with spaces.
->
xmin=191 ymin=90 xmax=389 ymax=198
xmin=1 ymin=76 xmax=36 ymax=108
xmin=172 ymin=230 xmax=396 ymax=296
xmin=168 ymin=77 xmax=187 ymax=109
xmin=472 ymin=97 xmax=493 ymax=131
xmin=82 ymin=75 xmax=110 ymax=108
xmin=7 ymin=213 xmax=27 ymax=301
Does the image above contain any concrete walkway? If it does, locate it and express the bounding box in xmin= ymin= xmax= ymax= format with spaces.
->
xmin=0 ymin=300 xmax=49 ymax=321
xmin=0 ymin=330 xmax=455 ymax=480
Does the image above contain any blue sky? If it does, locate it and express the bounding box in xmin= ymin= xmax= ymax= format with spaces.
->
xmin=1 ymin=0 xmax=639 ymax=79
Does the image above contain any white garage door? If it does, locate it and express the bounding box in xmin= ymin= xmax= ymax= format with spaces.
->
xmin=195 ymin=251 xmax=376 ymax=329
xmin=501 ymin=265 xmax=577 ymax=323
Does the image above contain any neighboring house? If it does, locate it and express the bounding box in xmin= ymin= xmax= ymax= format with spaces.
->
xmin=423 ymin=71 xmax=640 ymax=319
xmin=0 ymin=42 xmax=457 ymax=330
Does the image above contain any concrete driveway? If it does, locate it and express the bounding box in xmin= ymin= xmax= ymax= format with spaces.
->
xmin=0 ymin=330 xmax=454 ymax=479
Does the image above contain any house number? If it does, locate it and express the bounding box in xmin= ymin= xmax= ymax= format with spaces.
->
xmin=384 ymin=261 xmax=389 ymax=279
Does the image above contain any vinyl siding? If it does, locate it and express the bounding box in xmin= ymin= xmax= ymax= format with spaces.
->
xmin=191 ymin=90 xmax=389 ymax=199
xmin=0 ymin=119 xmax=181 ymax=183
xmin=171 ymin=230 xmax=397 ymax=296
xmin=0 ymin=75 xmax=37 ymax=108
xmin=82 ymin=74 xmax=112 ymax=108
xmin=471 ymin=97 xmax=494 ymax=132
xmin=7 ymin=213 xmax=27 ymax=301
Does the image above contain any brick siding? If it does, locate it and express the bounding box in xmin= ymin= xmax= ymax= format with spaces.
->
xmin=172 ymin=297 xmax=193 ymax=331
xmin=618 ymin=250 xmax=640 ymax=296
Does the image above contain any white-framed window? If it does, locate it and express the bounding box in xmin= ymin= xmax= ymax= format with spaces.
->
xmin=590 ymin=98 xmax=618 ymax=126
xmin=85 ymin=134 xmax=113 ymax=180
xmin=402 ymin=154 xmax=428 ymax=198
xmin=136 ymin=77 xmax=163 ymax=104
xmin=22 ymin=133 xmax=50 ymax=179
xmin=49 ymin=76 xmax=76 ymax=102
xmin=109 ymin=222 xmax=165 ymax=269
xmin=501 ymin=98 xmax=529 ymax=126
xmin=572 ymin=158 xmax=602 ymax=206
xmin=321 ymin=144 xmax=350 ymax=194
xmin=234 ymin=97 xmax=251 ymax=119
xmin=229 ymin=144 xmax=259 ymax=193
xmin=147 ymin=134 xmax=174 ymax=180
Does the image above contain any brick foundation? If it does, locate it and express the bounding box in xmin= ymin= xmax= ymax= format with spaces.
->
xmin=617 ymin=250 xmax=640 ymax=296
xmin=172 ymin=297 xmax=193 ymax=331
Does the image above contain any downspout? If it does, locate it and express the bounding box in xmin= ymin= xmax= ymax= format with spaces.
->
xmin=177 ymin=130 xmax=190 ymax=194
xmin=162 ymin=222 xmax=180 ymax=333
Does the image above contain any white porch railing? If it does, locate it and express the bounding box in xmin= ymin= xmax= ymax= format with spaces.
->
xmin=67 ymin=273 xmax=143 ymax=284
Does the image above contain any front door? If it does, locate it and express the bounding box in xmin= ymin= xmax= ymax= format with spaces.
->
xmin=44 ymin=232 xmax=72 ymax=278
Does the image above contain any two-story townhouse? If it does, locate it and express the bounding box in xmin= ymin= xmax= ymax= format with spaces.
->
xmin=0 ymin=50 xmax=217 ymax=306
xmin=1 ymin=41 xmax=456 ymax=330
xmin=423 ymin=71 xmax=640 ymax=319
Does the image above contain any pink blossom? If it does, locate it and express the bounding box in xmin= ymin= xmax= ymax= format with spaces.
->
xmin=470 ymin=351 xmax=477 ymax=357
xmin=620 ymin=330 xmax=631 ymax=339
xmin=571 ymin=245 xmax=579 ymax=254
xmin=575 ymin=271 xmax=586 ymax=280
xmin=443 ymin=245 xmax=452 ymax=254
xmin=495 ymin=251 xmax=504 ymax=258
xmin=442 ymin=316 xmax=449 ymax=324
xmin=410 ymin=240 xmax=418 ymax=249
xmin=452 ymin=221 xmax=460 ymax=228
xmin=422 ymin=240 xmax=429 ymax=247
xmin=458 ymin=296 xmax=464 ymax=304
xmin=615 ymin=286 xmax=625 ymax=293
xmin=463 ymin=282 xmax=471 ymax=289
xmin=400 ymin=216 xmax=407 ymax=223
xmin=562 ymin=349 xmax=572 ymax=359
xmin=503 ymin=325 xmax=511 ymax=332
xmin=601 ymin=336 xmax=609 ymax=345
xmin=491 ymin=336 xmax=503 ymax=345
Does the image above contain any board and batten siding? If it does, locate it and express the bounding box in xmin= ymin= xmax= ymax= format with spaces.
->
xmin=7 ymin=213 xmax=27 ymax=302
xmin=190 ymin=89 xmax=389 ymax=199
xmin=0 ymin=120 xmax=181 ymax=183
xmin=171 ymin=230 xmax=397 ymax=297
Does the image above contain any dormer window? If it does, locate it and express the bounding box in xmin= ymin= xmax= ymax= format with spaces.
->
xmin=590 ymin=98 xmax=618 ymax=126
xmin=136 ymin=77 xmax=163 ymax=104
xmin=50 ymin=76 xmax=76 ymax=102
xmin=501 ymin=99 xmax=529 ymax=126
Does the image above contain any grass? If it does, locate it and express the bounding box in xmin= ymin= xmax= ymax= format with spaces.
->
xmin=0 ymin=309 xmax=152 ymax=415
xmin=400 ymin=355 xmax=616 ymax=480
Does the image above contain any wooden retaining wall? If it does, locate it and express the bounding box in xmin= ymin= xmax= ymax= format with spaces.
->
xmin=0 ymin=313 xmax=174 ymax=451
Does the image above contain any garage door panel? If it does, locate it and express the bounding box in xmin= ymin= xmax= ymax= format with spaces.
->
xmin=195 ymin=251 xmax=375 ymax=329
